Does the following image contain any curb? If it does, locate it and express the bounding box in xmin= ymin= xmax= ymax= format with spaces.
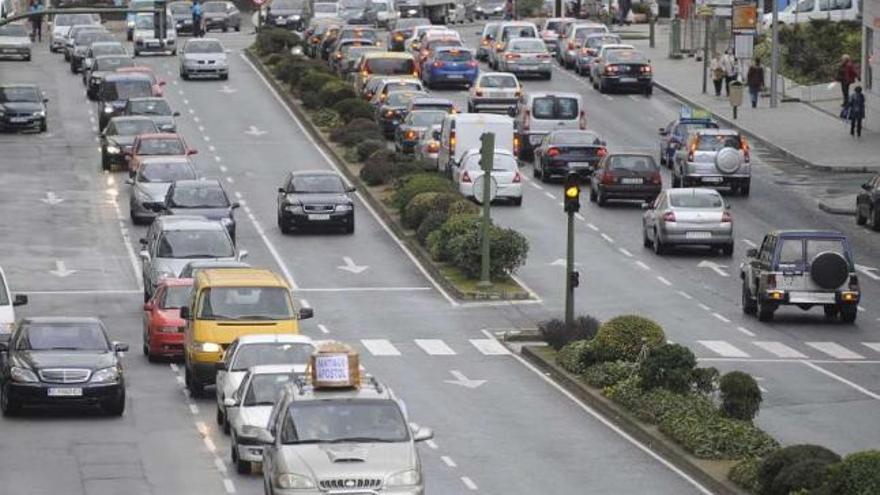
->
xmin=817 ymin=201 xmax=856 ymax=216
xmin=243 ymin=50 xmax=532 ymax=302
xmin=519 ymin=345 xmax=747 ymax=495
xmin=651 ymin=80 xmax=876 ymax=174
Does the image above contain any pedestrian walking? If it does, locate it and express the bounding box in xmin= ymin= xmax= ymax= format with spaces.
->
xmin=721 ymin=49 xmax=737 ymax=96
xmin=192 ymin=0 xmax=203 ymax=37
xmin=29 ymin=0 xmax=43 ymax=43
xmin=710 ymin=52 xmax=724 ymax=97
xmin=835 ymin=54 xmax=859 ymax=107
xmin=847 ymin=85 xmax=866 ymax=138
xmin=746 ymin=57 xmax=765 ymax=108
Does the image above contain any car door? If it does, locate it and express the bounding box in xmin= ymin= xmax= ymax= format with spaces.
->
xmin=644 ymin=192 xmax=664 ymax=237
xmin=141 ymin=223 xmax=156 ymax=287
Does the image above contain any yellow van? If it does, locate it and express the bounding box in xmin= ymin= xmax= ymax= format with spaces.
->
xmin=180 ymin=268 xmax=312 ymax=396
xmin=354 ymin=51 xmax=419 ymax=94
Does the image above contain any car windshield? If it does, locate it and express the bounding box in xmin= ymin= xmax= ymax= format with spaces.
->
xmin=551 ymin=131 xmax=601 ymax=145
xmin=341 ymin=29 xmax=378 ymax=41
xmin=138 ymin=161 xmax=196 ymax=183
xmin=0 ymin=273 xmax=8 ymax=305
xmin=387 ymin=91 xmax=421 ymax=106
xmin=696 ymin=134 xmax=741 ymax=151
xmin=169 ymin=184 xmax=229 ymax=207
xmin=372 ymin=2 xmax=388 ymax=10
xmin=203 ymin=2 xmax=227 ymax=12
xmin=161 ymin=285 xmax=193 ymax=309
xmin=409 ymin=110 xmax=446 ymax=127
xmin=607 ymin=155 xmax=658 ymax=171
xmin=0 ymin=87 xmax=39 ymax=103
xmin=135 ymin=15 xmax=155 ymax=28
xmin=102 ymin=80 xmax=153 ymax=101
xmin=607 ymin=50 xmax=648 ymax=64
xmin=19 ymin=323 xmax=109 ymax=351
xmin=198 ymin=287 xmax=294 ymax=320
xmin=138 ymin=137 xmax=186 ymax=155
xmin=55 ymin=14 xmax=100 ymax=26
xmin=396 ymin=18 xmax=429 ymax=29
xmin=92 ymin=44 xmax=126 ymax=56
xmin=384 ymin=82 xmax=420 ymax=93
xmin=244 ymin=373 xmax=293 ymax=406
xmin=76 ymin=31 xmax=112 ymax=45
xmin=187 ymin=40 xmax=224 ymax=53
xmin=532 ymin=97 xmax=579 ymax=119
xmin=315 ymin=3 xmax=337 ymax=12
xmin=274 ymin=0 xmax=305 ymax=8
xmin=677 ymin=121 xmax=719 ymax=136
xmin=588 ymin=35 xmax=621 ymax=47
xmin=157 ymin=230 xmax=233 ymax=258
xmin=669 ymin=191 xmax=723 ymax=208
xmin=465 ymin=153 xmax=517 ymax=172
xmin=545 ymin=20 xmax=564 ymax=31
xmin=365 ymin=57 xmax=415 ymax=75
xmin=0 ymin=24 xmax=28 ymax=36
xmin=427 ymin=38 xmax=461 ymax=49
xmin=339 ymin=0 xmax=365 ymax=8
xmin=437 ymin=49 xmax=472 ymax=62
xmin=502 ymin=25 xmax=536 ymax=39
xmin=96 ymin=57 xmax=134 ymax=71
xmin=231 ymin=343 xmax=314 ymax=371
xmin=575 ymin=26 xmax=605 ymax=39
xmin=480 ymin=75 xmax=517 ymax=88
xmin=129 ymin=99 xmax=172 ymax=115
xmin=510 ymin=39 xmax=546 ymax=52
xmin=283 ymin=400 xmax=409 ymax=444
xmin=111 ymin=119 xmax=158 ymax=136
xmin=169 ymin=2 xmax=192 ymax=14
xmin=292 ymin=175 xmax=346 ymax=193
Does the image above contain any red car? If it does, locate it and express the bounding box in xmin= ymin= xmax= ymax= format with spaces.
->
xmin=116 ymin=66 xmax=166 ymax=97
xmin=128 ymin=132 xmax=197 ymax=172
xmin=142 ymin=278 xmax=193 ymax=361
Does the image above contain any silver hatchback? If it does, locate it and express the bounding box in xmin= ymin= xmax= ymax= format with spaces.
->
xmin=497 ymin=37 xmax=553 ymax=79
xmin=642 ymin=188 xmax=734 ymax=256
xmin=672 ymin=129 xmax=752 ymax=196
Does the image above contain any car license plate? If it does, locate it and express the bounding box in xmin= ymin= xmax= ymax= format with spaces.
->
xmin=620 ymin=77 xmax=637 ymax=83
xmin=685 ymin=231 xmax=712 ymax=239
xmin=148 ymin=41 xmax=159 ymax=47
xmin=569 ymin=162 xmax=591 ymax=168
xmin=48 ymin=387 xmax=83 ymax=397
xmin=446 ymin=74 xmax=463 ymax=79
xmin=308 ymin=214 xmax=331 ymax=221
xmin=789 ymin=291 xmax=836 ymax=304
xmin=621 ymin=178 xmax=643 ymax=185
xmin=2 ymin=48 xmax=17 ymax=54
xmin=9 ymin=117 xmax=31 ymax=123
xmin=529 ymin=135 xmax=544 ymax=145
xmin=276 ymin=18 xmax=287 ymax=24
xmin=701 ymin=176 xmax=723 ymax=183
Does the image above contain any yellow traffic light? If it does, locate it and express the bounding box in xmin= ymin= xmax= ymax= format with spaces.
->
xmin=563 ymin=173 xmax=581 ymax=213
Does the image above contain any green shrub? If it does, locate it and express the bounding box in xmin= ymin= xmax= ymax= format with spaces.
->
xmin=318 ymin=81 xmax=356 ymax=107
xmin=301 ymin=90 xmax=322 ymax=110
xmin=720 ymin=371 xmax=763 ymax=421
xmin=593 ymin=315 xmax=665 ymax=363
xmin=758 ymin=445 xmax=841 ymax=495
xmin=273 ymin=56 xmax=324 ymax=88
xmin=330 ymin=118 xmax=381 ymax=143
xmin=777 ymin=20 xmax=861 ymax=85
xmin=264 ymin=52 xmax=285 ymax=66
xmin=603 ymin=376 xmax=702 ymax=423
xmin=428 ymin=213 xmax=481 ymax=261
xmin=359 ymin=149 xmax=396 ymax=186
xmin=582 ymin=361 xmax=637 ymax=388
xmin=691 ymin=366 xmax=720 ymax=395
xmin=658 ymin=402 xmax=779 ymax=460
xmin=819 ymin=450 xmax=880 ymax=495
xmin=332 ymin=98 xmax=375 ymax=123
xmin=557 ymin=340 xmax=597 ymax=375
xmin=538 ymin=316 xmax=601 ymax=351
xmin=298 ymin=70 xmax=337 ymax=93
xmin=639 ymin=343 xmax=697 ymax=393
xmin=339 ymin=129 xmax=384 ymax=147
xmin=256 ymin=27 xmax=300 ymax=56
xmin=447 ymin=200 xmax=479 ymax=216
xmin=416 ymin=210 xmax=448 ymax=245
xmin=356 ymin=140 xmax=385 ymax=162
xmin=770 ymin=460 xmax=833 ymax=495
xmin=391 ymin=174 xmax=454 ymax=210
xmin=312 ymin=108 xmax=341 ymax=129
xmin=401 ymin=192 xmax=459 ymax=229
xmin=729 ymin=458 xmax=763 ymax=494
xmin=447 ymin=224 xmax=529 ymax=279
xmin=390 ymin=159 xmax=422 ymax=180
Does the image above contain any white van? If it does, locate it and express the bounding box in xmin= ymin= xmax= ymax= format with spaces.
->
xmin=436 ymin=113 xmax=516 ymax=175
xmin=0 ymin=267 xmax=27 ymax=334
xmin=762 ymin=0 xmax=859 ymax=26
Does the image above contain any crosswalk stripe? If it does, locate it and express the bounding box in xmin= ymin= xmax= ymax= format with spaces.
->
xmin=697 ymin=340 xmax=750 ymax=358
xmin=415 ymin=339 xmax=456 ymax=355
xmin=360 ymin=339 xmax=401 ymax=356
xmin=470 ymin=339 xmax=511 ymax=355
xmin=806 ymin=342 xmax=865 ymax=360
xmin=862 ymin=343 xmax=880 ymax=354
xmin=752 ymin=341 xmax=808 ymax=359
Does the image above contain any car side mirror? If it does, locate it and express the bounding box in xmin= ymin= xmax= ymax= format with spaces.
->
xmin=230 ymin=202 xmax=240 ymax=210
xmin=173 ymin=111 xmax=181 ymax=117
xmin=254 ymin=427 xmax=275 ymax=445
xmin=410 ymin=423 xmax=433 ymax=442
xmin=658 ymin=128 xmax=668 ymax=135
xmin=139 ymin=250 xmax=150 ymax=261
xmin=43 ymin=97 xmax=49 ymax=103
xmin=746 ymin=248 xmax=758 ymax=258
xmin=114 ymin=342 xmax=130 ymax=353
xmin=187 ymin=149 xmax=198 ymax=155
xmin=179 ymin=306 xmax=191 ymax=320
xmin=143 ymin=302 xmax=154 ymax=311
xmin=215 ymin=361 xmax=227 ymax=371
xmin=641 ymin=202 xmax=652 ymax=210
xmin=298 ymin=307 xmax=314 ymax=320
xmin=432 ymin=130 xmax=441 ymax=140
xmin=13 ymin=294 xmax=28 ymax=307
xmin=238 ymin=250 xmax=249 ymax=260
xmin=345 ymin=186 xmax=356 ymax=193
xmin=223 ymin=397 xmax=237 ymax=408
xmin=0 ymin=341 xmax=8 ymax=353
xmin=139 ymin=238 xmax=148 ymax=245
xmin=862 ymin=183 xmax=872 ymax=191
xmin=277 ymin=187 xmax=286 ymax=193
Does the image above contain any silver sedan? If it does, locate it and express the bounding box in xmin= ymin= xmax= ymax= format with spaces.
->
xmin=642 ymin=188 xmax=734 ymax=256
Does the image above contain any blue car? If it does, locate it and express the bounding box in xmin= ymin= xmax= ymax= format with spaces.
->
xmin=658 ymin=110 xmax=719 ymax=168
xmin=421 ymin=47 xmax=479 ymax=90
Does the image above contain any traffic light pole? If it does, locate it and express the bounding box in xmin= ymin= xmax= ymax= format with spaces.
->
xmin=477 ymin=132 xmax=495 ymax=289
xmin=565 ymin=208 xmax=575 ymax=327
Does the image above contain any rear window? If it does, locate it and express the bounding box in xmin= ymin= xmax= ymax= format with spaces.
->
xmin=427 ymin=38 xmax=462 ymax=49
xmin=365 ymin=57 xmax=416 ymax=75
xmin=464 ymin=153 xmax=517 ymax=171
xmin=532 ymin=97 xmax=579 ymax=120
xmin=102 ymin=80 xmax=153 ymax=100
xmin=677 ymin=121 xmax=719 ymax=136
xmin=669 ymin=191 xmax=723 ymax=208
xmin=396 ymin=18 xmax=430 ymax=29
xmin=778 ymin=239 xmax=804 ymax=265
xmin=545 ymin=20 xmax=564 ymax=32
xmin=607 ymin=50 xmax=648 ymax=64
xmin=437 ymin=50 xmax=473 ymax=62
xmin=607 ymin=155 xmax=657 ymax=171
xmin=479 ymin=75 xmax=517 ymax=88
xmin=387 ymin=91 xmax=421 ymax=106
xmin=696 ymin=134 xmax=742 ymax=151
xmin=96 ymin=57 xmax=134 ymax=71
xmin=314 ymin=3 xmax=337 ymax=12
xmin=575 ymin=26 xmax=606 ymax=40
xmin=550 ymin=131 xmax=602 ymax=145
xmin=587 ymin=35 xmax=621 ymax=47
xmin=510 ymin=39 xmax=546 ymax=52
xmin=0 ymin=24 xmax=28 ymax=36
xmin=502 ymin=25 xmax=537 ymax=40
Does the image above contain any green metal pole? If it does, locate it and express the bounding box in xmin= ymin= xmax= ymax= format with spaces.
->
xmin=478 ymin=132 xmax=494 ymax=288
xmin=565 ymin=210 xmax=575 ymax=327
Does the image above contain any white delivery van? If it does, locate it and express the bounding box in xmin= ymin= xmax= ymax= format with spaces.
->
xmin=436 ymin=113 xmax=515 ymax=176
xmin=0 ymin=267 xmax=27 ymax=334
xmin=762 ymin=0 xmax=860 ymax=26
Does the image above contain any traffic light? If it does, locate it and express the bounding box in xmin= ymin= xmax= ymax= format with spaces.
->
xmin=569 ymin=270 xmax=580 ymax=289
xmin=563 ymin=172 xmax=580 ymax=213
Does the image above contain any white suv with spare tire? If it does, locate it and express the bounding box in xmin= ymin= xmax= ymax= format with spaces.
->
xmin=672 ymin=128 xmax=751 ymax=196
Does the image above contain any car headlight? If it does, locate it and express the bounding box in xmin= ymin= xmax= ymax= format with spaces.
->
xmin=0 ymin=322 xmax=12 ymax=333
xmin=494 ymin=5 xmax=502 ymax=11
xmin=335 ymin=204 xmax=353 ymax=212
xmin=161 ymin=124 xmax=175 ymax=131
xmin=289 ymin=14 xmax=301 ymax=20
xmin=276 ymin=473 xmax=315 ymax=489
xmin=32 ymin=110 xmax=45 ymax=118
xmin=127 ymin=20 xmax=136 ymax=28
xmin=10 ymin=366 xmax=38 ymax=383
xmin=156 ymin=270 xmax=176 ymax=281
xmin=91 ymin=367 xmax=120 ymax=383
xmin=285 ymin=205 xmax=303 ymax=214
xmin=386 ymin=469 xmax=421 ymax=487
xmin=104 ymin=106 xmax=114 ymax=114
xmin=475 ymin=5 xmax=483 ymax=10
xmin=193 ymin=342 xmax=222 ymax=353
xmin=107 ymin=145 xmax=121 ymax=154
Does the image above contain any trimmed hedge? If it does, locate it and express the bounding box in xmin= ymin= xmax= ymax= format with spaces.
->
xmin=427 ymin=213 xmax=480 ymax=261
xmin=401 ymin=192 xmax=460 ymax=230
xmin=359 ymin=151 xmax=421 ymax=186
xmin=447 ymin=224 xmax=529 ymax=279
xmin=256 ymin=27 xmax=301 ymax=56
xmin=758 ymin=445 xmax=841 ymax=495
xmin=318 ymin=81 xmax=357 ymax=107
xmin=356 ymin=140 xmax=385 ymax=162
xmin=730 ymin=458 xmax=763 ymax=494
xmin=313 ymin=108 xmax=341 ymax=129
xmin=539 ymin=316 xmax=601 ymax=351
xmin=581 ymin=360 xmax=637 ymax=388
xmin=299 ymin=71 xmax=337 ymax=93
xmin=416 ymin=210 xmax=448 ymax=245
xmin=557 ymin=340 xmax=596 ymax=375
xmin=392 ymin=174 xmax=454 ymax=210
xmin=332 ymin=98 xmax=376 ymax=123
xmin=720 ymin=371 xmax=763 ymax=421
xmin=593 ymin=315 xmax=665 ymax=363
xmin=820 ymin=450 xmax=880 ymax=495
xmin=639 ymin=343 xmax=697 ymax=393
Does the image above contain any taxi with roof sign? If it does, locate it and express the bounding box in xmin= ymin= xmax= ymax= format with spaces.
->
xmin=658 ymin=107 xmax=719 ymax=168
xmin=254 ymin=342 xmax=433 ymax=494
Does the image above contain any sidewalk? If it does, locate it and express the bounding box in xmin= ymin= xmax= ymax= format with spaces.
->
xmin=619 ymin=23 xmax=880 ymax=172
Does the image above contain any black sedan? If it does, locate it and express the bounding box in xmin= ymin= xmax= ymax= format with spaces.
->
xmin=0 ymin=317 xmax=128 ymax=416
xmin=160 ymin=179 xmax=239 ymax=242
xmin=856 ymin=174 xmax=880 ymax=230
xmin=376 ymin=90 xmax=428 ymax=138
xmin=533 ymin=130 xmax=606 ymax=182
xmin=0 ymin=84 xmax=48 ymax=133
xmin=394 ymin=109 xmax=446 ymax=154
xmin=100 ymin=116 xmax=159 ymax=171
xmin=85 ymin=55 xmax=136 ymax=101
xmin=594 ymin=49 xmax=653 ymax=95
xmin=277 ymin=170 xmax=355 ymax=234
xmin=589 ymin=153 xmax=663 ymax=206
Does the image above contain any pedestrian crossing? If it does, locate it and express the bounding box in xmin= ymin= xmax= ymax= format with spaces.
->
xmin=356 ymin=339 xmax=512 ymax=358
xmin=697 ymin=340 xmax=880 ymax=361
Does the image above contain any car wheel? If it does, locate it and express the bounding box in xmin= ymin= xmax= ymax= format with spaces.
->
xmin=659 ymin=149 xmax=666 ymax=166
xmin=721 ymin=243 xmax=734 ymax=257
xmin=512 ymin=197 xmax=522 ymax=206
xmin=645 ymin=84 xmax=653 ymax=96
xmin=840 ymin=305 xmax=857 ymax=323
xmin=532 ymin=159 xmax=541 ymax=178
xmin=220 ymin=73 xmax=228 ymax=81
xmin=278 ymin=215 xmax=292 ymax=234
xmin=855 ymin=207 xmax=866 ymax=225
xmin=223 ymin=416 xmax=231 ymax=435
xmin=653 ymin=229 xmax=665 ymax=255
xmin=671 ymin=173 xmax=680 ymax=188
xmin=40 ymin=119 xmax=47 ymax=133
xmin=742 ymin=281 xmax=757 ymax=315
xmin=104 ymin=391 xmax=126 ymax=416
xmin=596 ymin=188 xmax=607 ymax=207
xmin=872 ymin=206 xmax=880 ymax=232
xmin=223 ymin=26 xmax=228 ymax=32
xmin=757 ymin=297 xmax=775 ymax=322
xmin=642 ymin=226 xmax=652 ymax=248
xmin=545 ymin=72 xmax=552 ymax=81
xmin=181 ymin=69 xmax=189 ymax=80
xmin=235 ymin=25 xmax=241 ymax=32
xmin=233 ymin=440 xmax=250 ymax=474
xmin=0 ymin=384 xmax=20 ymax=417
xmin=598 ymin=79 xmax=606 ymax=93
xmin=134 ymin=48 xmax=139 ymax=57
xmin=102 ymin=153 xmax=112 ymax=172
xmin=467 ymin=102 xmax=474 ymax=113
xmin=589 ymin=185 xmax=597 ymax=202
xmin=740 ymin=183 xmax=750 ymax=197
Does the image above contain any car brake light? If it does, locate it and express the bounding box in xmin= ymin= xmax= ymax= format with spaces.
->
xmin=605 ymin=65 xmax=619 ymax=74
xmin=481 ymin=38 xmax=489 ymax=46
xmin=601 ymin=171 xmax=615 ymax=185
xmin=537 ymin=53 xmax=552 ymax=59
xmin=640 ymin=65 xmax=652 ymax=73
xmin=513 ymin=135 xmax=520 ymax=156
xmin=766 ymin=273 xmax=777 ymax=289
xmin=597 ymin=147 xmax=607 ymax=158
xmin=547 ymin=147 xmax=560 ymax=157
xmin=513 ymin=171 xmax=522 ymax=183
xmin=687 ymin=141 xmax=697 ymax=162
xmin=522 ymin=109 xmax=530 ymax=130
xmin=579 ymin=110 xmax=586 ymax=130
xmin=394 ymin=34 xmax=403 ymax=41
xmin=663 ymin=211 xmax=676 ymax=222
xmin=580 ymin=47 xmax=589 ymax=54
xmin=450 ymin=130 xmax=456 ymax=152
xmin=385 ymin=109 xmax=395 ymax=118
xmin=427 ymin=141 xmax=440 ymax=153
xmin=651 ymin=171 xmax=662 ymax=185
xmin=741 ymin=137 xmax=750 ymax=162
xmin=568 ymin=41 xmax=574 ymax=50
xmin=467 ymin=60 xmax=478 ymax=68
xmin=406 ymin=130 xmax=417 ymax=140
xmin=505 ymin=53 xmax=520 ymax=60
xmin=475 ymin=89 xmax=483 ymax=97
xmin=461 ymin=170 xmax=472 ymax=183
xmin=721 ymin=210 xmax=732 ymax=223
xmin=495 ymin=42 xmax=503 ymax=51
xmin=433 ymin=61 xmax=444 ymax=68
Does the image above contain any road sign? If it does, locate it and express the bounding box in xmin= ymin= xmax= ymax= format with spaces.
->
xmin=732 ymin=0 xmax=758 ymax=33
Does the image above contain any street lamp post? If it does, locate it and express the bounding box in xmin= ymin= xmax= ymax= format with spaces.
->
xmin=770 ymin=0 xmax=779 ymax=107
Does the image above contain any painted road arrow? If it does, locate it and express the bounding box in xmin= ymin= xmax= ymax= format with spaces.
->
xmin=337 ymin=257 xmax=369 ymax=274
xmin=49 ymin=261 xmax=76 ymax=278
xmin=549 ymin=259 xmax=581 ymax=267
xmin=218 ymin=85 xmax=238 ymax=94
xmin=855 ymin=264 xmax=880 ymax=281
xmin=697 ymin=260 xmax=729 ymax=277
xmin=244 ymin=125 xmax=267 ymax=136
xmin=41 ymin=191 xmax=64 ymax=205
xmin=444 ymin=370 xmax=486 ymax=389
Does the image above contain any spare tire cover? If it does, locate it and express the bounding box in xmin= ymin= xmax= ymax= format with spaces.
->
xmin=715 ymin=147 xmax=743 ymax=174
xmin=471 ymin=175 xmax=498 ymax=204
xmin=810 ymin=251 xmax=849 ymax=289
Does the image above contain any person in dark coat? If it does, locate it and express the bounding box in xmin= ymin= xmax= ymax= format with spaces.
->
xmin=836 ymin=54 xmax=859 ymax=106
xmin=848 ymin=85 xmax=866 ymax=138
xmin=746 ymin=57 xmax=765 ymax=108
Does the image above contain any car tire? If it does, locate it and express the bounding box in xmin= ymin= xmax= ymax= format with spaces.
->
xmin=871 ymin=206 xmax=880 ymax=232
xmin=220 ymin=73 xmax=228 ymax=81
xmin=659 ymin=150 xmax=666 ymax=166
xmin=186 ymin=369 xmax=205 ymax=398
xmin=757 ymin=297 xmax=775 ymax=322
xmin=0 ymin=384 xmax=20 ymax=417
xmin=722 ymin=243 xmax=734 ymax=257
xmin=345 ymin=218 xmax=355 ymax=234
xmin=589 ymin=185 xmax=597 ymax=202
xmin=643 ymin=226 xmax=652 ymax=248
xmin=512 ymin=197 xmax=522 ymax=206
xmin=740 ymin=183 xmax=750 ymax=197
xmin=278 ymin=215 xmax=292 ymax=234
xmin=855 ymin=207 xmax=866 ymax=225
xmin=24 ymin=54 xmax=31 ymax=61
xmin=645 ymin=84 xmax=653 ymax=96
xmin=596 ymin=188 xmax=607 ymax=207
xmin=235 ymin=25 xmax=241 ymax=32
xmin=840 ymin=305 xmax=857 ymax=323
xmin=742 ymin=281 xmax=757 ymax=315
xmin=181 ymin=69 xmax=189 ymax=80
xmin=223 ymin=26 xmax=228 ymax=32
xmin=40 ymin=119 xmax=47 ymax=133
xmin=223 ymin=416 xmax=231 ymax=435
xmin=545 ymin=72 xmax=552 ymax=81
xmin=232 ymin=441 xmax=250 ymax=474
xmin=653 ymin=229 xmax=665 ymax=255
xmin=102 ymin=153 xmax=112 ymax=172
xmin=104 ymin=391 xmax=126 ymax=416
xmin=598 ymin=79 xmax=606 ymax=93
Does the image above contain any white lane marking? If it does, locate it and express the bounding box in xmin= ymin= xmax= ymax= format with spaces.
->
xmin=575 ymin=213 xmax=586 ymax=221
xmin=188 ymin=108 xmax=195 ymax=114
xmin=204 ymin=135 xmax=211 ymax=142
xmin=656 ymin=276 xmax=672 ymax=286
xmin=586 ymin=222 xmax=599 ymax=231
xmin=214 ymin=457 xmax=227 ymax=474
xmin=698 ymin=340 xmax=750 ymax=358
xmin=219 ymin=165 xmax=227 ymax=172
xmin=753 ymin=341 xmax=807 ymax=359
xmin=360 ymin=339 xmax=401 ymax=356
xmin=226 ymin=177 xmax=234 ymax=184
xmin=415 ymin=339 xmax=456 ymax=355
xmin=106 ymin=189 xmax=144 ymax=289
xmin=470 ymin=338 xmax=511 ymax=355
xmin=89 ymin=116 xmax=95 ymax=124
xmin=223 ymin=478 xmax=236 ymax=493
xmin=178 ymin=89 xmax=184 ymax=95
xmin=863 ymin=343 xmax=880 ymax=353
xmin=176 ymin=375 xmax=185 ymax=386
xmin=712 ymin=312 xmax=730 ymax=323
xmin=486 ymin=329 xmax=715 ymax=495
xmin=208 ymin=145 xmax=215 ymax=152
xmin=299 ymin=299 xmax=310 ymax=308
xmin=736 ymin=326 xmax=756 ymax=337
xmin=600 ymin=233 xmax=614 ymax=243
xmin=189 ymin=403 xmax=199 ymax=415
xmin=198 ymin=125 xmax=205 ymax=132
xmin=425 ymin=439 xmax=438 ymax=450
xmin=619 ymin=247 xmax=633 ymax=257
xmin=544 ymin=191 xmax=556 ymax=199
xmin=628 ymin=94 xmax=640 ymax=102
xmin=677 ymin=290 xmax=693 ymax=299
xmin=184 ymin=98 xmax=190 ymax=105
xmin=243 ymin=54 xmax=457 ymax=307
xmin=240 ymin=200 xmax=300 ymax=289
xmin=698 ymin=303 xmax=711 ymax=311
xmin=558 ymin=202 xmax=564 ymax=209
xmin=743 ymin=239 xmax=757 ymax=247
xmin=461 ymin=477 xmax=478 ymax=491
xmin=635 ymin=260 xmax=650 ymax=270
xmin=602 ymin=94 xmax=613 ymax=101
xmin=170 ymin=363 xmax=179 ymax=372
xmin=858 ymin=305 xmax=866 ymax=312
xmin=529 ymin=181 xmax=542 ymax=190
xmin=195 ymin=421 xmax=208 ymax=435
xmin=88 ymin=108 xmax=94 ymax=116
xmin=204 ymin=436 xmax=217 ymax=453
xmin=806 ymin=342 xmax=865 ymax=360
xmin=317 ymin=324 xmax=330 ymax=334
xmin=441 ymin=456 xmax=457 ymax=468
xmin=802 ymin=361 xmax=880 ymax=401
xmin=193 ymin=116 xmax=201 ymax=123
xmin=234 ymin=191 xmax=242 ymax=199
